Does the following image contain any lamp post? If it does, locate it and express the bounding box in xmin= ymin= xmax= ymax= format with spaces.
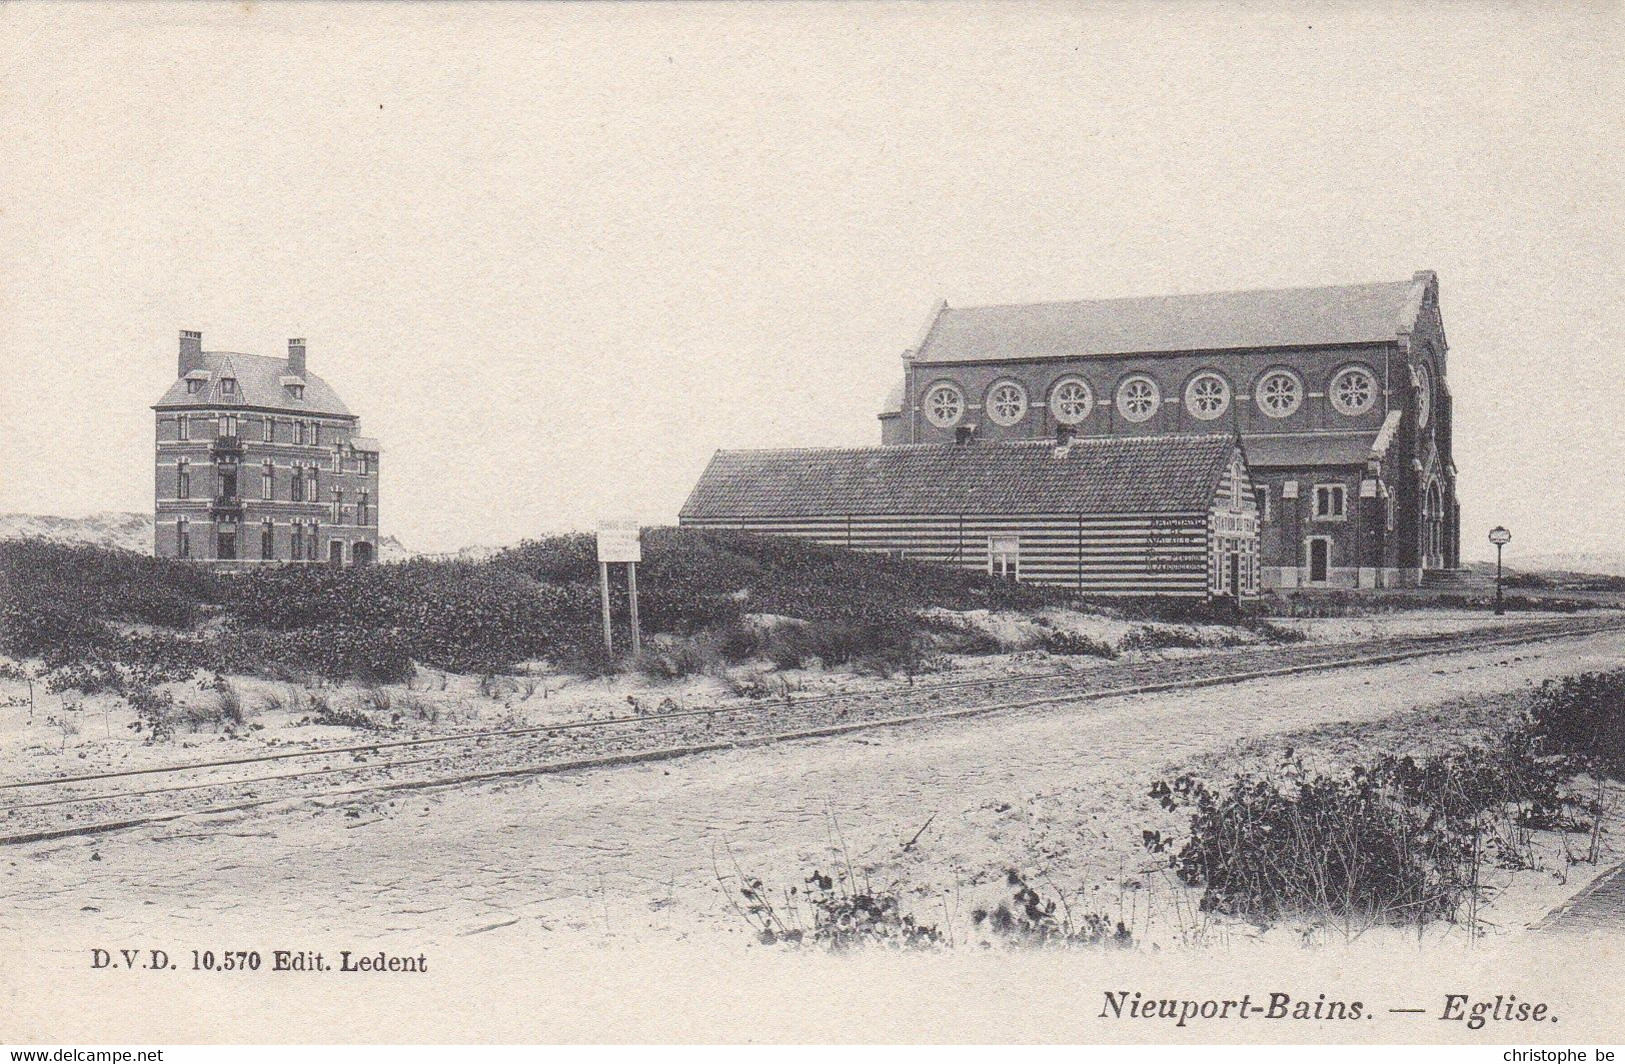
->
xmin=1488 ymin=526 xmax=1511 ymax=615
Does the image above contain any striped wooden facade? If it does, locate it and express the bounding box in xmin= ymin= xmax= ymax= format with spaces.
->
xmin=680 ymin=437 xmax=1260 ymax=598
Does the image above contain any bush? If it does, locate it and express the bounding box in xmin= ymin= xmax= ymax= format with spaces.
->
xmin=127 ymin=685 xmax=176 ymax=743
xmin=1039 ymin=629 xmax=1119 ymax=659
xmin=1148 ymin=768 xmax=1474 ymax=926
xmin=1146 ymin=731 xmax=1584 ymax=929
xmin=1120 ymin=625 xmax=1205 ymax=652
xmin=1527 ymin=670 xmax=1625 ymax=778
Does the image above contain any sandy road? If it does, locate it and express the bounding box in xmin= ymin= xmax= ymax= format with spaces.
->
xmin=4 ymin=627 xmax=1623 ymax=947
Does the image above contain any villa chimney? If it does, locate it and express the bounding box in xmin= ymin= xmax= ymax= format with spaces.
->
xmin=288 ymin=338 xmax=307 ymax=378
xmin=179 ymin=330 xmax=203 ymax=377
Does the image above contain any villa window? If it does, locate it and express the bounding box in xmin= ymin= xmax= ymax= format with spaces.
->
xmin=177 ymin=459 xmax=190 ymax=500
xmin=263 ymin=418 xmax=274 ymax=443
xmin=291 ymin=466 xmax=304 ymax=502
xmin=261 ymin=519 xmax=275 ymax=561
xmin=177 ymin=518 xmax=190 ymax=559
xmin=177 ymin=415 xmax=190 ymax=442
xmin=261 ymin=461 xmax=274 ymax=500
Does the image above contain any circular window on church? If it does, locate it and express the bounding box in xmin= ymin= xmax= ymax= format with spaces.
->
xmin=1330 ymin=365 xmax=1378 ymax=416
xmin=985 ymin=381 xmax=1029 ymax=426
xmin=1116 ymin=375 xmax=1161 ymax=422
xmin=1049 ymin=377 xmax=1093 ymax=424
xmin=923 ymin=382 xmax=965 ymax=428
xmin=1416 ymin=363 xmax=1433 ymax=428
xmin=1184 ymin=372 xmax=1231 ymax=420
xmin=1255 ymin=369 xmax=1303 ymax=419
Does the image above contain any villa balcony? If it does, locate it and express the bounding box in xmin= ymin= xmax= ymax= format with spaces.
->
xmin=210 ymin=495 xmax=244 ymax=518
xmin=210 ymin=434 xmax=245 ymax=458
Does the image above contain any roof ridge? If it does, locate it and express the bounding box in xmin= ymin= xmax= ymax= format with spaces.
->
xmin=712 ymin=433 xmax=1237 ymax=457
xmin=949 ymin=276 xmax=1418 ymax=314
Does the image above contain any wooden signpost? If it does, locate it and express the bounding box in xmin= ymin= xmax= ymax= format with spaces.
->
xmin=595 ymin=520 xmax=642 ymax=655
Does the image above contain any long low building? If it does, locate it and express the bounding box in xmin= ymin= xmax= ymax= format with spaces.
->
xmin=679 ymin=434 xmax=1260 ymax=598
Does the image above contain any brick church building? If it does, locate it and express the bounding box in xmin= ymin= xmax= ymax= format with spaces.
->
xmin=153 ymin=331 xmax=381 ymax=567
xmin=876 ymin=272 xmax=1459 ymax=589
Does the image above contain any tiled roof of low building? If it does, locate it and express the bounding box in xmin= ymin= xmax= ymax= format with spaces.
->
xmin=1243 ymin=432 xmax=1379 ymax=468
xmin=153 ymin=352 xmax=353 ymax=417
xmin=915 ymin=274 xmax=1432 ymax=364
xmin=680 ymin=435 xmax=1240 ymax=520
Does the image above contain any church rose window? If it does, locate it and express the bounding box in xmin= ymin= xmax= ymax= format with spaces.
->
xmin=924 ymin=383 xmax=965 ymax=428
xmin=1416 ymin=363 xmax=1433 ymax=428
xmin=1115 ymin=375 xmax=1160 ymax=422
xmin=985 ymin=381 xmax=1028 ymax=426
xmin=1256 ymin=370 xmax=1303 ymax=418
xmin=1184 ymin=372 xmax=1231 ymax=420
xmin=1049 ymin=377 xmax=1093 ymax=424
xmin=1330 ymin=365 xmax=1377 ymax=416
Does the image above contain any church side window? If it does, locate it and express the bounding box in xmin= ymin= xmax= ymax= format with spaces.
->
xmin=985 ymin=381 xmax=1028 ymax=426
xmin=1116 ymin=375 xmax=1160 ymax=422
xmin=1184 ymin=372 xmax=1231 ymax=420
xmin=1049 ymin=378 xmax=1093 ymax=424
xmin=1416 ymin=363 xmax=1433 ymax=428
xmin=1256 ymin=369 xmax=1303 ymax=418
xmin=1330 ymin=365 xmax=1377 ymax=416
xmin=923 ymin=382 xmax=965 ymax=428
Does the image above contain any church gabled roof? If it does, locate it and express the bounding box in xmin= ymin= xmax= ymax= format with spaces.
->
xmin=912 ymin=273 xmax=1435 ymax=364
xmin=153 ymin=351 xmax=353 ymax=417
xmin=681 ymin=435 xmax=1241 ymax=520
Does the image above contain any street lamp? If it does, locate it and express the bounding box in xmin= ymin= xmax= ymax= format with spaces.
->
xmin=1488 ymin=526 xmax=1511 ymax=615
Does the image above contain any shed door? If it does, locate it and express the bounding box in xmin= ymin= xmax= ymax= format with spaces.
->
xmin=989 ymin=536 xmax=1020 ymax=582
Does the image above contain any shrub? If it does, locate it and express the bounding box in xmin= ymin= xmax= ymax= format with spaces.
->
xmin=1120 ymin=625 xmax=1205 ymax=652
xmin=1148 ymin=768 xmax=1474 ymax=926
xmin=1146 ymin=729 xmax=1586 ymax=930
xmin=1252 ymin=620 xmax=1309 ymax=644
xmin=634 ymin=636 xmax=725 ymax=680
xmin=303 ymin=697 xmax=381 ymax=730
xmin=1527 ymin=670 xmax=1625 ymax=778
xmin=1039 ymin=630 xmax=1119 ymax=659
xmin=126 ymin=685 xmax=176 ymax=743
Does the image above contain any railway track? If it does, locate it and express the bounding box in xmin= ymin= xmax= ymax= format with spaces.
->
xmin=3 ymin=613 xmax=1621 ymax=846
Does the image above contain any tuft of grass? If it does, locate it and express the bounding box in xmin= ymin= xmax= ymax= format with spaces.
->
xmin=972 ymin=870 xmax=1135 ymax=949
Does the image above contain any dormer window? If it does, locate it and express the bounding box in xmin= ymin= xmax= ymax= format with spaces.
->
xmin=286 ymin=383 xmax=305 ymax=400
xmin=221 ymin=377 xmax=237 ymax=397
xmin=186 ymin=379 xmax=203 ymax=395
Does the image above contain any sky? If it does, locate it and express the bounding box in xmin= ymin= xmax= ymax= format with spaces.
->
xmin=1 ymin=1 xmax=1620 ymax=558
